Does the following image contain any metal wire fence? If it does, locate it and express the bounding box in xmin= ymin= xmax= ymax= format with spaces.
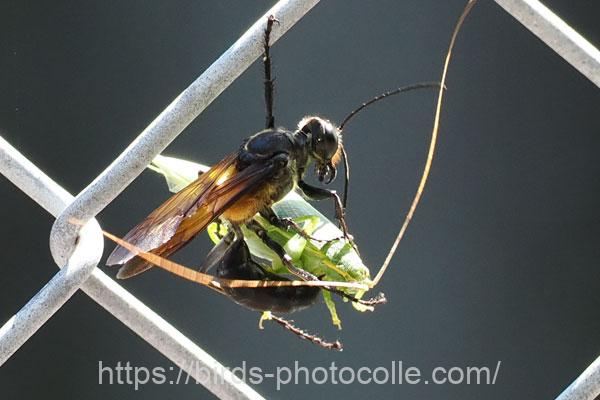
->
xmin=0 ymin=1 xmax=598 ymax=399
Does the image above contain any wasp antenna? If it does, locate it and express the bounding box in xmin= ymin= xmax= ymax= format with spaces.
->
xmin=269 ymin=314 xmax=343 ymax=351
xmin=338 ymin=82 xmax=442 ymax=208
xmin=338 ymin=82 xmax=443 ymax=132
xmin=371 ymin=0 xmax=478 ymax=287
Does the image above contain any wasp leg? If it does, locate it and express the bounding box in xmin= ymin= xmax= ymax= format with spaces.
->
xmin=246 ymin=219 xmax=385 ymax=307
xmin=217 ymin=235 xmax=320 ymax=313
xmin=259 ymin=207 xmax=339 ymax=243
xmin=297 ymin=180 xmax=358 ymax=253
xmin=263 ymin=15 xmax=278 ymax=129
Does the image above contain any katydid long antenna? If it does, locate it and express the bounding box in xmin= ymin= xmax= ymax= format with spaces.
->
xmin=370 ymin=0 xmax=478 ymax=287
xmin=100 ymin=225 xmax=370 ymax=292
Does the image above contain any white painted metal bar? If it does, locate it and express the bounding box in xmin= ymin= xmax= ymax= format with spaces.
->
xmin=0 ymin=136 xmax=72 ymax=216
xmin=0 ymin=136 xmax=104 ymax=365
xmin=494 ymin=0 xmax=600 ymax=87
xmin=555 ymin=355 xmax=600 ymax=400
xmin=0 ymin=221 xmax=102 ymax=365
xmin=490 ymin=1 xmax=600 ymax=399
xmin=83 ymin=271 xmax=263 ymax=399
xmin=50 ymin=0 xmax=321 ymax=268
xmin=0 ymin=135 xmax=263 ymax=399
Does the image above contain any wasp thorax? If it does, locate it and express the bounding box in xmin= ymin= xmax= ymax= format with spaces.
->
xmin=298 ymin=116 xmax=341 ymax=184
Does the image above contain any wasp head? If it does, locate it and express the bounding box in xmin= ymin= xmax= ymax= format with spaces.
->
xmin=298 ymin=116 xmax=343 ymax=184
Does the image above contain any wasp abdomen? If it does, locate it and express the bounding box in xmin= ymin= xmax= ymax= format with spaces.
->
xmin=217 ymin=238 xmax=320 ymax=313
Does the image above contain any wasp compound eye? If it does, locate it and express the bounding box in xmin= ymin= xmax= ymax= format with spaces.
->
xmin=315 ymin=129 xmax=338 ymax=161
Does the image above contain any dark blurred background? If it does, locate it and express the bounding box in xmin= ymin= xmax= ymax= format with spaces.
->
xmin=1 ymin=1 xmax=599 ymax=399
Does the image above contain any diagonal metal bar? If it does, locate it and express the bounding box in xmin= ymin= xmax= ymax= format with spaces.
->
xmin=50 ymin=0 xmax=320 ymax=268
xmin=0 ymin=136 xmax=104 ymax=365
xmin=491 ymin=2 xmax=600 ymax=399
xmin=0 ymin=134 xmax=263 ymax=399
xmin=494 ymin=0 xmax=600 ymax=88
xmin=555 ymin=355 xmax=600 ymax=400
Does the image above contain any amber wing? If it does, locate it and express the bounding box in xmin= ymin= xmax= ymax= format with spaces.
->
xmin=106 ymin=152 xmax=278 ymax=278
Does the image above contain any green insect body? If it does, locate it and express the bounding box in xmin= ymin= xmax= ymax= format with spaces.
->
xmin=149 ymin=155 xmax=373 ymax=327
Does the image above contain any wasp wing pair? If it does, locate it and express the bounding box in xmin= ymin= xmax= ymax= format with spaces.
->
xmin=106 ymin=151 xmax=282 ymax=278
